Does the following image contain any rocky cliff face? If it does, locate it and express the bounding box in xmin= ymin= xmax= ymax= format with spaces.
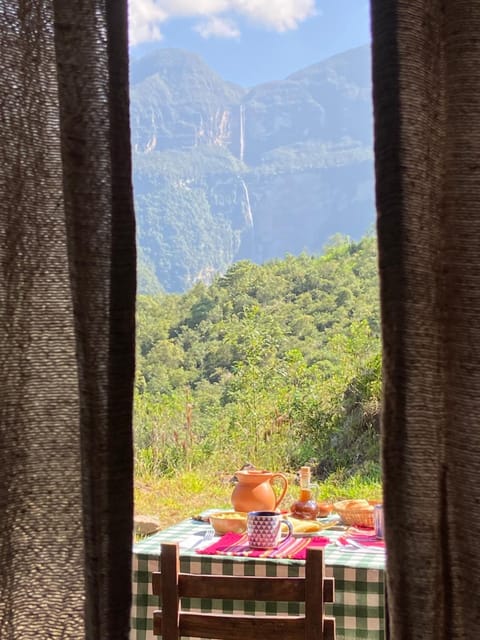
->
xmin=131 ymin=46 xmax=374 ymax=293
xmin=242 ymin=160 xmax=374 ymax=263
xmin=130 ymin=49 xmax=245 ymax=153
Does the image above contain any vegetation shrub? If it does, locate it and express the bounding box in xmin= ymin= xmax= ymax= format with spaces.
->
xmin=135 ymin=234 xmax=381 ymax=482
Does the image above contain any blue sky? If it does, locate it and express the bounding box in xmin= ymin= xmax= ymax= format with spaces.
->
xmin=128 ymin=0 xmax=371 ymax=87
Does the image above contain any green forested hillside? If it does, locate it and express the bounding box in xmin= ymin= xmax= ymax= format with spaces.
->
xmin=135 ymin=235 xmax=381 ymax=481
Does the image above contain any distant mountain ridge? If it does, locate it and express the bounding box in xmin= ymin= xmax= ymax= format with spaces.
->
xmin=131 ymin=45 xmax=374 ymax=293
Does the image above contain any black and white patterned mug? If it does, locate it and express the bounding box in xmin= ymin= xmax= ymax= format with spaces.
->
xmin=247 ymin=511 xmax=294 ymax=548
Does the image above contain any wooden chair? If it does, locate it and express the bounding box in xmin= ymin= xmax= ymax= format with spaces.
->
xmin=152 ymin=542 xmax=336 ymax=640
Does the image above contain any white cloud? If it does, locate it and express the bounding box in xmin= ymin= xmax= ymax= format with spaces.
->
xmin=231 ymin=0 xmax=316 ymax=31
xmin=194 ymin=16 xmax=241 ymax=39
xmin=129 ymin=0 xmax=316 ymax=45
xmin=129 ymin=0 xmax=168 ymax=45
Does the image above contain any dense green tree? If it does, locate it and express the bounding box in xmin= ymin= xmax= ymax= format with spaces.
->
xmin=134 ymin=234 xmax=381 ymax=478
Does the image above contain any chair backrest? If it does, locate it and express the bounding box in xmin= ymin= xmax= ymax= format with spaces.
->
xmin=152 ymin=542 xmax=335 ymax=640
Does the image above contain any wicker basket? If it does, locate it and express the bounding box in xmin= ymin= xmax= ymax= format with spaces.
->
xmin=333 ymin=499 xmax=378 ymax=528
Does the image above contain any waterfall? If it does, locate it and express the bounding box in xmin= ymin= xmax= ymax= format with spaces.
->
xmin=240 ymin=178 xmax=253 ymax=228
xmin=239 ymin=104 xmax=245 ymax=163
xmin=239 ymin=178 xmax=256 ymax=261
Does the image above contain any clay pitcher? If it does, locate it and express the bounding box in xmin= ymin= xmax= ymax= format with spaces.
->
xmin=231 ymin=469 xmax=289 ymax=512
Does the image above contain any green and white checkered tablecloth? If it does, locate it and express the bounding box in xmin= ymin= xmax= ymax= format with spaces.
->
xmin=131 ymin=517 xmax=385 ymax=640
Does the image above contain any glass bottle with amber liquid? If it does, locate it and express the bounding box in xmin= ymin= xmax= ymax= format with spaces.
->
xmin=290 ymin=466 xmax=319 ymax=520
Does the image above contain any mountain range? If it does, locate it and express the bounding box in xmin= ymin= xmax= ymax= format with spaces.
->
xmin=130 ymin=45 xmax=374 ymax=293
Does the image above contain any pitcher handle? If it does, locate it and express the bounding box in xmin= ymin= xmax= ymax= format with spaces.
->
xmin=270 ymin=473 xmax=289 ymax=510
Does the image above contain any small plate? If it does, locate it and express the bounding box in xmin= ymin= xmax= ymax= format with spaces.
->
xmin=292 ymin=530 xmax=324 ymax=538
xmin=284 ymin=515 xmax=341 ymax=537
xmin=292 ymin=522 xmax=341 ymax=537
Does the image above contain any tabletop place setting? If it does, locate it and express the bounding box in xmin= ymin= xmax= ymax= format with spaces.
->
xmin=193 ymin=465 xmax=384 ymax=558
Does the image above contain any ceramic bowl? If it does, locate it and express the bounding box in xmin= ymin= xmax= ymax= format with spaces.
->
xmin=209 ymin=511 xmax=248 ymax=535
xmin=317 ymin=500 xmax=334 ymax=517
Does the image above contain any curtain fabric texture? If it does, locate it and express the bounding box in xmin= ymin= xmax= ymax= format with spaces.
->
xmin=0 ymin=2 xmax=135 ymax=639
xmin=372 ymin=1 xmax=480 ymax=637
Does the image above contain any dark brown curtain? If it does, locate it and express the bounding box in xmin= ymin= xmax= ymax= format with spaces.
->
xmin=0 ymin=1 xmax=135 ymax=638
xmin=372 ymin=1 xmax=480 ymax=637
